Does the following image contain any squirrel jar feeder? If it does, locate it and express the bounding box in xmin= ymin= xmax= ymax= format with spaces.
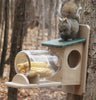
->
xmin=5 ymin=24 xmax=90 ymax=95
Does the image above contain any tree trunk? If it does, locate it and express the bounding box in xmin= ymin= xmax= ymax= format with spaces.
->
xmin=0 ymin=0 xmax=9 ymax=77
xmin=48 ymin=0 xmax=54 ymax=40
xmin=8 ymin=0 xmax=26 ymax=100
xmin=66 ymin=0 xmax=96 ymax=100
xmin=0 ymin=0 xmax=2 ymax=24
xmin=0 ymin=0 xmax=5 ymax=51
xmin=81 ymin=0 xmax=96 ymax=100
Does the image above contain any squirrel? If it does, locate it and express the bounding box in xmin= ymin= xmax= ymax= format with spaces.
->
xmin=58 ymin=1 xmax=82 ymax=41
xmin=58 ymin=17 xmax=79 ymax=41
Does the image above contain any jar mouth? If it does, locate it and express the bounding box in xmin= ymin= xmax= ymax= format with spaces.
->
xmin=14 ymin=51 xmax=31 ymax=76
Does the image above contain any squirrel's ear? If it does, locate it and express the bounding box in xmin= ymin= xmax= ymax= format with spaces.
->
xmin=64 ymin=17 xmax=67 ymax=23
xmin=59 ymin=17 xmax=62 ymax=22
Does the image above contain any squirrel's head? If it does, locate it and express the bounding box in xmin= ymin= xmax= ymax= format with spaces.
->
xmin=58 ymin=17 xmax=71 ymax=33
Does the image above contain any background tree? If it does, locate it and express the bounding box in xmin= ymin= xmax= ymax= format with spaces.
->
xmin=8 ymin=0 xmax=26 ymax=100
xmin=0 ymin=0 xmax=5 ymax=51
xmin=0 ymin=0 xmax=9 ymax=77
xmin=0 ymin=0 xmax=2 ymax=24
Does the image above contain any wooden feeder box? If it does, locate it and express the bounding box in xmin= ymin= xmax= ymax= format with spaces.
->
xmin=5 ymin=24 xmax=90 ymax=95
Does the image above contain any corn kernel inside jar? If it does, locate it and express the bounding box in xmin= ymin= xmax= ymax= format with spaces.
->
xmin=17 ymin=62 xmax=52 ymax=77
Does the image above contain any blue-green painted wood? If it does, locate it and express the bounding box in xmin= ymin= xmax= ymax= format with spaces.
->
xmin=42 ymin=38 xmax=86 ymax=48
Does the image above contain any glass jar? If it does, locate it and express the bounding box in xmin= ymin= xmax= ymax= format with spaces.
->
xmin=14 ymin=50 xmax=61 ymax=79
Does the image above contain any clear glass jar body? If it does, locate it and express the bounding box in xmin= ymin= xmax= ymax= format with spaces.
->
xmin=14 ymin=50 xmax=61 ymax=79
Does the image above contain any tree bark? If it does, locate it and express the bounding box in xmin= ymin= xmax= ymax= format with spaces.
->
xmin=8 ymin=0 xmax=26 ymax=100
xmin=0 ymin=0 xmax=9 ymax=77
xmin=0 ymin=0 xmax=2 ymax=24
xmin=0 ymin=0 xmax=5 ymax=51
xmin=48 ymin=0 xmax=54 ymax=40
xmin=81 ymin=1 xmax=96 ymax=100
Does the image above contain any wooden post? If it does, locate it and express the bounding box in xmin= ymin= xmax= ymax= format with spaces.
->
xmin=66 ymin=93 xmax=83 ymax=100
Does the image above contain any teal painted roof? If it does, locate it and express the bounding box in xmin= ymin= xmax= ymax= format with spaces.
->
xmin=42 ymin=38 xmax=86 ymax=48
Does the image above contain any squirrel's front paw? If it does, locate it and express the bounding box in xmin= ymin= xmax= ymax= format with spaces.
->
xmin=59 ymin=39 xmax=65 ymax=42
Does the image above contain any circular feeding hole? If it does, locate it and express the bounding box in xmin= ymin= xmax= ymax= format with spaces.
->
xmin=68 ymin=50 xmax=81 ymax=68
